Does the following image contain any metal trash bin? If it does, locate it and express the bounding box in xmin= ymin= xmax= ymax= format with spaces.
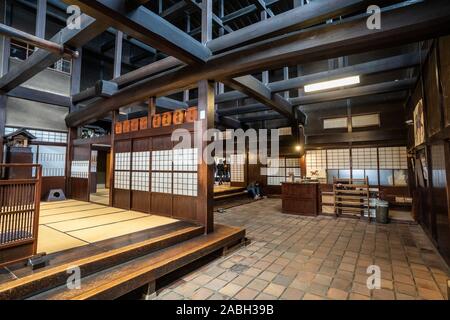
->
xmin=376 ymin=200 xmax=389 ymax=224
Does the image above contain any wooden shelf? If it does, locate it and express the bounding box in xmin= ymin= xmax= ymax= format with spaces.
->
xmin=334 ymin=178 xmax=370 ymax=219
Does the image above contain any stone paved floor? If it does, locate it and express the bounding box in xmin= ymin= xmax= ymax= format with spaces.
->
xmin=153 ymin=199 xmax=450 ymax=300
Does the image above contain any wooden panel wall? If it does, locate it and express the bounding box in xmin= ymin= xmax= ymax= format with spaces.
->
xmin=439 ymin=36 xmax=450 ymax=127
xmin=69 ymin=145 xmax=90 ymax=202
xmin=407 ymin=38 xmax=450 ymax=266
xmin=112 ymin=126 xmax=202 ymax=225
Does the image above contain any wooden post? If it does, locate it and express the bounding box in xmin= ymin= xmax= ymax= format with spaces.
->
xmin=148 ymin=96 xmax=156 ymax=125
xmin=109 ymin=110 xmax=119 ymax=207
xmin=114 ymin=31 xmax=123 ymax=79
xmin=65 ymin=127 xmax=77 ymax=198
xmin=35 ymin=0 xmax=47 ymax=39
xmin=0 ymin=0 xmax=11 ymax=163
xmin=197 ymin=80 xmax=215 ymax=234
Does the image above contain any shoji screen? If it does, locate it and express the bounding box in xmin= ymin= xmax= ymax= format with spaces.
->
xmin=326 ymin=149 xmax=350 ymax=182
xmin=131 ymin=138 xmax=150 ymax=212
xmin=230 ymin=154 xmax=246 ymax=185
xmin=306 ymin=150 xmax=327 ymax=182
xmin=351 ymin=148 xmax=379 ymax=185
xmin=113 ymin=140 xmax=132 ymax=209
xmin=267 ymin=157 xmax=286 ymax=186
xmin=378 ymin=147 xmax=408 ymax=186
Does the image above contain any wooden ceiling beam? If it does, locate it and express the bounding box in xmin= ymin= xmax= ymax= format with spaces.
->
xmin=65 ymin=0 xmax=450 ymax=127
xmin=0 ymin=14 xmax=108 ymax=93
xmin=207 ymin=0 xmax=389 ymax=53
xmin=64 ymin=0 xmax=211 ymax=65
xmin=290 ymin=78 xmax=416 ymax=105
xmin=222 ymin=76 xmax=299 ymax=121
xmin=198 ymin=52 xmax=420 ymax=106
xmin=217 ymin=103 xmax=271 ymax=116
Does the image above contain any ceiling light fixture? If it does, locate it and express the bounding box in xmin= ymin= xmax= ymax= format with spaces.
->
xmin=304 ymin=76 xmax=361 ymax=93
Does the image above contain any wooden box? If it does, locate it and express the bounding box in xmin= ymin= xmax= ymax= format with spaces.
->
xmin=173 ymin=109 xmax=185 ymax=125
xmin=114 ymin=122 xmax=123 ymax=135
xmin=122 ymin=120 xmax=131 ymax=133
xmin=130 ymin=119 xmax=139 ymax=132
xmin=162 ymin=112 xmax=173 ymax=127
xmin=186 ymin=107 xmax=198 ymax=123
xmin=139 ymin=117 xmax=148 ymax=130
xmin=152 ymin=114 xmax=162 ymax=128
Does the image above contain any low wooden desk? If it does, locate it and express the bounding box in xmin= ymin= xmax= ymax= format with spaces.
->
xmin=281 ymin=182 xmax=321 ymax=216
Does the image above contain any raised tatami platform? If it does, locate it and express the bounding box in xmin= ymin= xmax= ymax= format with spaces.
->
xmin=39 ymin=200 xmax=179 ymax=254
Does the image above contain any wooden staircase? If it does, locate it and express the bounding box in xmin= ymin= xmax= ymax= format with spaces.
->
xmin=0 ymin=224 xmax=245 ymax=300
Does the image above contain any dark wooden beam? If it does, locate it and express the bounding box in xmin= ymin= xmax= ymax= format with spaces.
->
xmin=218 ymin=103 xmax=271 ymax=116
xmin=269 ymin=52 xmax=420 ymax=93
xmin=290 ymin=79 xmax=416 ymax=105
xmin=66 ymin=0 xmax=450 ymax=127
xmin=223 ymin=76 xmax=298 ymax=121
xmin=306 ymin=128 xmax=407 ymax=145
xmin=65 ymin=0 xmax=211 ymax=64
xmin=207 ymin=0 xmax=389 ymax=52
xmin=161 ymin=1 xmax=188 ymax=20
xmin=0 ymin=14 xmax=107 ymax=93
xmin=239 ymin=112 xmax=284 ymax=123
xmin=183 ymin=52 xmax=419 ymax=109
xmin=251 ymin=0 xmax=274 ymax=17
xmin=221 ymin=5 xmax=257 ymax=24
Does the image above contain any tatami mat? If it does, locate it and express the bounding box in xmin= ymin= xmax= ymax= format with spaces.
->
xmin=40 ymin=207 xmax=126 ymax=224
xmin=37 ymin=225 xmax=88 ymax=254
xmin=40 ymin=204 xmax=106 ymax=216
xmin=37 ymin=200 xmax=179 ymax=254
xmin=67 ymin=215 xmax=178 ymax=243
xmin=48 ymin=211 xmax=150 ymax=233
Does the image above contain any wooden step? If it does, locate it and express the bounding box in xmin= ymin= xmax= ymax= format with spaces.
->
xmin=0 ymin=223 xmax=205 ymax=300
xmin=28 ymin=225 xmax=245 ymax=300
xmin=214 ymin=190 xmax=248 ymax=201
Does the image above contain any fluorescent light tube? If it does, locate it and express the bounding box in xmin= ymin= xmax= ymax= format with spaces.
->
xmin=304 ymin=76 xmax=360 ymax=93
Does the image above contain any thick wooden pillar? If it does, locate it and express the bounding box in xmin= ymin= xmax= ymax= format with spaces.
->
xmin=197 ymin=79 xmax=215 ymax=234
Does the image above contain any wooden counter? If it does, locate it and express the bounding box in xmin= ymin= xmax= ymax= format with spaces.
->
xmin=281 ymin=182 xmax=321 ymax=216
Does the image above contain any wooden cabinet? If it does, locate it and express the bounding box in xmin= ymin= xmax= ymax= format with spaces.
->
xmin=281 ymin=183 xmax=321 ymax=216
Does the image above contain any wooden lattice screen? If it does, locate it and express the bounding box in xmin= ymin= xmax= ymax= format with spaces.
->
xmin=0 ymin=164 xmax=42 ymax=267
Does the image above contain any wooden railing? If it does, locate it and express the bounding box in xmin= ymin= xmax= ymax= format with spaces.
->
xmin=0 ymin=164 xmax=42 ymax=267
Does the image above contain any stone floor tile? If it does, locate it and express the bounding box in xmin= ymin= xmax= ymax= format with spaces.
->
xmin=327 ymin=288 xmax=349 ymax=300
xmin=191 ymin=288 xmax=214 ymax=300
xmin=247 ymin=278 xmax=269 ymax=292
xmin=263 ymin=283 xmax=286 ymax=298
xmin=234 ymin=287 xmax=259 ymax=300
xmin=219 ymin=283 xmax=243 ymax=298
xmin=280 ymin=288 xmax=304 ymax=300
